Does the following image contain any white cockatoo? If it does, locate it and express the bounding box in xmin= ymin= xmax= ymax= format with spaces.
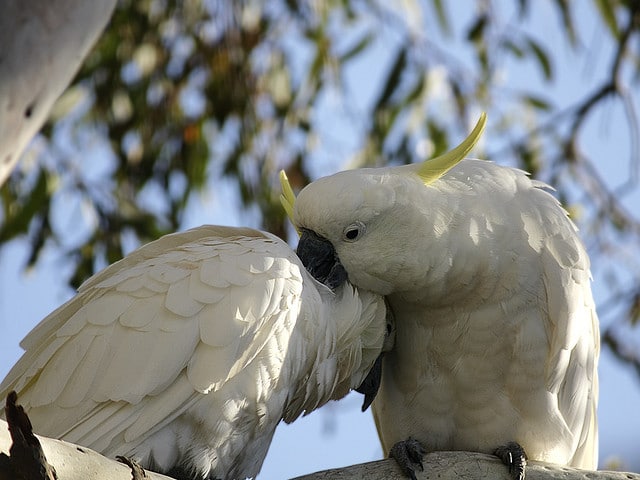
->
xmin=0 ymin=225 xmax=392 ymax=480
xmin=281 ymin=114 xmax=599 ymax=479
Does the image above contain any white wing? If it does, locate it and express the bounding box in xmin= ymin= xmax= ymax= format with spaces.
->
xmin=535 ymin=192 xmax=600 ymax=468
xmin=0 ymin=225 xmax=310 ymax=462
xmin=503 ymin=174 xmax=599 ymax=467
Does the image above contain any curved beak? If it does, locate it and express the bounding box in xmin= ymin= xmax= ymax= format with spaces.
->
xmin=297 ymin=229 xmax=348 ymax=290
xmin=356 ymin=305 xmax=395 ymax=411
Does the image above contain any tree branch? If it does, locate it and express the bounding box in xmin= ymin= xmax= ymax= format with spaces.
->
xmin=0 ymin=419 xmax=175 ymax=480
xmin=1 ymin=396 xmax=638 ymax=479
xmin=293 ymin=451 xmax=640 ymax=480
xmin=0 ymin=0 xmax=117 ymax=186
xmin=566 ymin=2 xmax=640 ymax=157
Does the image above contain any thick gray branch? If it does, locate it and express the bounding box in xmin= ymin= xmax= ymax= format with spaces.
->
xmin=292 ymin=452 xmax=640 ymax=480
xmin=2 ymin=417 xmax=638 ymax=479
xmin=0 ymin=0 xmax=116 ymax=186
xmin=0 ymin=419 xmax=174 ymax=480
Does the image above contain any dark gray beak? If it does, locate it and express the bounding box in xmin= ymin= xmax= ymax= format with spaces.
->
xmin=355 ymin=354 xmax=383 ymax=412
xmin=297 ymin=229 xmax=348 ymax=290
xmin=356 ymin=310 xmax=395 ymax=411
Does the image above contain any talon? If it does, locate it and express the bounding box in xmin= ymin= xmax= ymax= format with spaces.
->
xmin=494 ymin=441 xmax=527 ymax=480
xmin=389 ymin=437 xmax=426 ymax=479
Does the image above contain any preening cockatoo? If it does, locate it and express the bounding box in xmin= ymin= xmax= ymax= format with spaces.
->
xmin=281 ymin=114 xmax=600 ymax=479
xmin=0 ymin=225 xmax=391 ymax=480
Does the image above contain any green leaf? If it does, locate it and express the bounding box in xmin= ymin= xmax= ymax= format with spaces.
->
xmin=517 ymin=143 xmax=541 ymax=178
xmin=374 ymin=47 xmax=407 ymax=110
xmin=430 ymin=0 xmax=451 ymax=35
xmin=525 ymin=36 xmax=553 ymax=81
xmin=552 ymin=0 xmax=578 ymax=46
xmin=427 ymin=120 xmax=449 ymax=157
xmin=593 ymin=0 xmax=620 ymax=39
xmin=502 ymin=38 xmax=525 ymax=58
xmin=403 ymin=75 xmax=426 ymax=105
xmin=629 ymin=293 xmax=640 ymax=325
xmin=339 ymin=32 xmax=374 ymax=63
xmin=466 ymin=14 xmax=488 ymax=43
xmin=0 ymin=169 xmax=49 ymax=243
xmin=522 ymin=94 xmax=554 ymax=111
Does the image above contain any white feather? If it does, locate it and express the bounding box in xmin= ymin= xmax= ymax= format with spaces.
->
xmin=295 ymin=159 xmax=599 ymax=469
xmin=0 ymin=225 xmax=389 ymax=479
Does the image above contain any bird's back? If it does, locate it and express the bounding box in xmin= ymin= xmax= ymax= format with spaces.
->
xmin=0 ymin=225 xmax=387 ymax=478
xmin=373 ymin=160 xmax=599 ymax=468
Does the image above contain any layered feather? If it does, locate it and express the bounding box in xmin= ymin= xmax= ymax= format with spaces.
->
xmin=294 ymin=159 xmax=599 ymax=468
xmin=1 ymin=225 xmax=388 ymax=479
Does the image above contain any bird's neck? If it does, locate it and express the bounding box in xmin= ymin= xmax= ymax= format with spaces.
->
xmin=282 ymin=286 xmax=386 ymax=422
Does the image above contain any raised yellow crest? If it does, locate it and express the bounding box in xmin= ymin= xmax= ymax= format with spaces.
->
xmin=415 ymin=113 xmax=487 ymax=185
xmin=279 ymin=113 xmax=487 ymax=231
xmin=279 ymin=170 xmax=299 ymax=234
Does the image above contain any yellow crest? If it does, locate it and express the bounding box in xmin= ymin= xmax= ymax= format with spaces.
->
xmin=279 ymin=170 xmax=300 ymax=234
xmin=278 ymin=113 xmax=487 ymax=232
xmin=416 ymin=113 xmax=487 ymax=185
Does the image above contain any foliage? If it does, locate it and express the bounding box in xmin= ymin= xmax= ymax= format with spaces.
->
xmin=1 ymin=0 xmax=640 ymax=362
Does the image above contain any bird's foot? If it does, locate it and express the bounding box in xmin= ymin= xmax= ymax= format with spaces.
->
xmin=389 ymin=437 xmax=426 ymax=480
xmin=494 ymin=441 xmax=527 ymax=480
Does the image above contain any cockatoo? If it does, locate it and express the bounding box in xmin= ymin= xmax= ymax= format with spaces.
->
xmin=0 ymin=225 xmax=392 ymax=480
xmin=281 ymin=113 xmax=600 ymax=480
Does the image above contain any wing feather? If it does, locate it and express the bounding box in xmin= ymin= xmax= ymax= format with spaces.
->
xmin=0 ymin=225 xmax=306 ymax=456
xmin=119 ymin=295 xmax=164 ymax=329
xmin=533 ymin=188 xmax=600 ymax=468
xmin=165 ymin=275 xmax=204 ymax=317
xmin=27 ymin=331 xmax=103 ymax=406
xmin=188 ymin=270 xmax=227 ymax=303
xmin=55 ymin=332 xmax=111 ymax=407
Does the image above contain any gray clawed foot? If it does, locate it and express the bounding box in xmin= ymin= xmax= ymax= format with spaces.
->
xmin=389 ymin=437 xmax=426 ymax=480
xmin=494 ymin=441 xmax=527 ymax=480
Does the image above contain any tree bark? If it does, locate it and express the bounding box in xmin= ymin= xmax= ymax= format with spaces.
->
xmin=292 ymin=451 xmax=640 ymax=480
xmin=0 ymin=419 xmax=174 ymax=480
xmin=0 ymin=0 xmax=116 ymax=186
xmin=2 ymin=417 xmax=638 ymax=480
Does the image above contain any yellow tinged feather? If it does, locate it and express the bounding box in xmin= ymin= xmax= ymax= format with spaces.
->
xmin=415 ymin=112 xmax=487 ymax=185
xmin=279 ymin=170 xmax=300 ymax=235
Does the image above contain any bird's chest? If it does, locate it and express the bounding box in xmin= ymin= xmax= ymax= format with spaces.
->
xmin=389 ymin=302 xmax=515 ymax=385
xmin=379 ymin=301 xmax=523 ymax=451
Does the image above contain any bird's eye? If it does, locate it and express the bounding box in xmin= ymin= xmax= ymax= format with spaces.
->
xmin=343 ymin=222 xmax=365 ymax=242
xmin=345 ymin=229 xmax=359 ymax=240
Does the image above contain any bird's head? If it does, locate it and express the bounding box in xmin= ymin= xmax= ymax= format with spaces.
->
xmin=281 ymin=114 xmax=487 ymax=295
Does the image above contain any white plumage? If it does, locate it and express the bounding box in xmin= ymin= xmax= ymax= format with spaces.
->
xmin=1 ymin=225 xmax=389 ymax=479
xmin=290 ymin=148 xmax=599 ymax=472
